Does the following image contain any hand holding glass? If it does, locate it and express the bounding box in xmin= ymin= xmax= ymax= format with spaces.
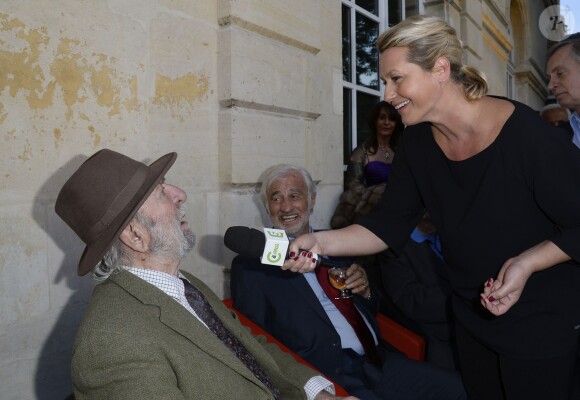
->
xmin=328 ymin=267 xmax=352 ymax=299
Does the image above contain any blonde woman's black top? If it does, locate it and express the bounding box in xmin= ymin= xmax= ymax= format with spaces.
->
xmin=357 ymin=98 xmax=580 ymax=359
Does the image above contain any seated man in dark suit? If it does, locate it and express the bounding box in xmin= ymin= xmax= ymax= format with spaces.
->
xmin=379 ymin=212 xmax=459 ymax=370
xmin=55 ymin=150 xmax=357 ymax=400
xmin=231 ymin=164 xmax=466 ymax=400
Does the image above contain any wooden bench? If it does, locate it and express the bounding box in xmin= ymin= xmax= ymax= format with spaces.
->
xmin=223 ymin=298 xmax=425 ymax=396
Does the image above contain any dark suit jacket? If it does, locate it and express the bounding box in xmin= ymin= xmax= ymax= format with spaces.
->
xmin=379 ymin=239 xmax=457 ymax=369
xmin=379 ymin=240 xmax=453 ymax=339
xmin=72 ymin=270 xmax=317 ymax=400
xmin=230 ymin=255 xmax=384 ymax=382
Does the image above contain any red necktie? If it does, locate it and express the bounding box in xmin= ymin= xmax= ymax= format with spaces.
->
xmin=314 ymin=266 xmax=381 ymax=366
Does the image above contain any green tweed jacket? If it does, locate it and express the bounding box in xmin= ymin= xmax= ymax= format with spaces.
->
xmin=72 ymin=270 xmax=317 ymax=399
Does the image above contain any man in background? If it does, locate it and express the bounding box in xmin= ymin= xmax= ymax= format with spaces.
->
xmin=546 ymin=33 xmax=580 ymax=148
xmin=379 ymin=212 xmax=458 ymax=371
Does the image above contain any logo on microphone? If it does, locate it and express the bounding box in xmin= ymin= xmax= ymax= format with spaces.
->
xmin=261 ymin=228 xmax=289 ymax=267
xmin=266 ymin=244 xmax=282 ymax=263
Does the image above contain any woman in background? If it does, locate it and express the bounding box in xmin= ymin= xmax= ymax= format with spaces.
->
xmin=331 ymin=101 xmax=404 ymax=229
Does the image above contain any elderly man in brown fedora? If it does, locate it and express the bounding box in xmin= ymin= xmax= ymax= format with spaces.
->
xmin=56 ymin=149 xmax=357 ymax=400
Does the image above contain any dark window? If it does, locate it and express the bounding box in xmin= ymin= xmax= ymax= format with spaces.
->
xmin=355 ymin=13 xmax=380 ymax=90
xmin=342 ymin=1 xmax=421 ymax=169
xmin=342 ymin=5 xmax=351 ymax=81
xmin=356 ymin=0 xmax=379 ymax=16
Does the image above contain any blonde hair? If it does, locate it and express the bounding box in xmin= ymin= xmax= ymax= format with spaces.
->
xmin=377 ymin=15 xmax=488 ymax=100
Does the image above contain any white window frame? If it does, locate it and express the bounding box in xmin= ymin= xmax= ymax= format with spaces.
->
xmin=342 ymin=0 xmax=384 ymax=170
xmin=506 ymin=51 xmax=515 ymax=99
xmin=341 ymin=1 xmax=424 ymax=169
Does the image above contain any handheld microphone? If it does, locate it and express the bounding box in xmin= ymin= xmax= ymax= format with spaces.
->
xmin=224 ymin=226 xmax=288 ymax=266
xmin=224 ymin=226 xmax=339 ymax=268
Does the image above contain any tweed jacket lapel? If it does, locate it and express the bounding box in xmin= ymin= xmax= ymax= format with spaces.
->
xmin=182 ymin=272 xmax=291 ymax=382
xmin=109 ymin=271 xmax=270 ymax=391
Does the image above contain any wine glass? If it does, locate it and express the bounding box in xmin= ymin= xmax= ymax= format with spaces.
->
xmin=327 ymin=267 xmax=352 ymax=299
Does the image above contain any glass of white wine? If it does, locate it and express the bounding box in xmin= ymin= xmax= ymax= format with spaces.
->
xmin=327 ymin=267 xmax=352 ymax=299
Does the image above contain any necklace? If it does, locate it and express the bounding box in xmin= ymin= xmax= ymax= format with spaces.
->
xmin=378 ymin=145 xmax=391 ymax=159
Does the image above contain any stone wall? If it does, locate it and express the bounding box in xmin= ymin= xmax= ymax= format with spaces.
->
xmin=0 ymin=0 xmax=550 ymax=398
xmin=0 ymin=1 xmax=342 ymax=397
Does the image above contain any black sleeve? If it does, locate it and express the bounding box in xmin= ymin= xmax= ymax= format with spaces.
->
xmin=356 ymin=127 xmax=426 ymax=256
xmin=520 ymin=108 xmax=580 ymax=262
xmin=379 ymin=242 xmax=452 ymax=324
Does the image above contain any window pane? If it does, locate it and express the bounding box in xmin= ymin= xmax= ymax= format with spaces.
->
xmin=343 ymin=88 xmax=353 ymax=165
xmin=356 ymin=92 xmax=380 ymax=147
xmin=355 ymin=13 xmax=379 ymax=90
xmin=355 ymin=0 xmax=378 ymax=16
xmin=342 ymin=5 xmax=351 ymax=82
xmin=388 ymin=0 xmax=402 ymax=27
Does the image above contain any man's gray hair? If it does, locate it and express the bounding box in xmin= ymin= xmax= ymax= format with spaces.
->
xmin=91 ymin=241 xmax=126 ymax=281
xmin=90 ymin=211 xmax=152 ymax=281
xmin=547 ymin=37 xmax=580 ymax=63
xmin=259 ymin=164 xmax=317 ymax=208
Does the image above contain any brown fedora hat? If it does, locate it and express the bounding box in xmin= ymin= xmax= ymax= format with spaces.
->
xmin=55 ymin=149 xmax=177 ymax=276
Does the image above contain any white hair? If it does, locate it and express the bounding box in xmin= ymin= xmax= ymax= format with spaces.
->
xmin=540 ymin=103 xmax=571 ymax=117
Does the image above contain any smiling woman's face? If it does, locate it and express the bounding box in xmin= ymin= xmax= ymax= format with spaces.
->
xmin=380 ymin=46 xmax=440 ymax=126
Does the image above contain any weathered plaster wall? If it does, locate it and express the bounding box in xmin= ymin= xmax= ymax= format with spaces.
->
xmin=0 ymin=1 xmax=218 ymax=398
xmin=0 ymin=0 xmax=550 ymax=398
xmin=0 ymin=1 xmax=342 ymax=398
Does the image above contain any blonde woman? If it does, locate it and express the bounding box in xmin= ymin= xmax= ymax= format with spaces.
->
xmin=284 ymin=15 xmax=580 ymax=400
